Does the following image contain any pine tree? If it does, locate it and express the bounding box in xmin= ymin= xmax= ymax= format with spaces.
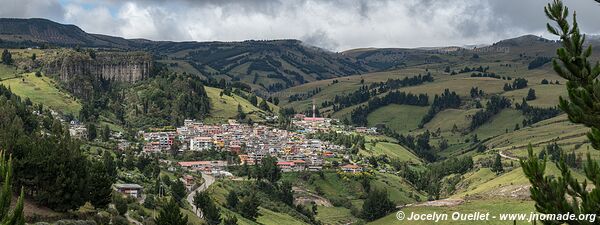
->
xmin=101 ymin=125 xmax=110 ymax=142
xmin=155 ymin=198 xmax=188 ymax=225
xmin=491 ymin=153 xmax=503 ymax=174
xmin=193 ymin=191 xmax=221 ymax=225
xmin=258 ymin=99 xmax=271 ymax=112
xmin=520 ymin=1 xmax=600 ymax=223
xmin=87 ymin=123 xmax=97 ymax=141
xmin=238 ymin=193 xmax=259 ymax=221
xmin=88 ymin=161 xmax=112 ymax=209
xmin=360 ymin=188 xmax=395 ymax=221
xmin=226 ymin=191 xmax=239 ymax=209
xmin=102 ymin=151 xmax=117 ymax=180
xmin=171 ymin=179 xmax=187 ymax=204
xmin=0 ymin=151 xmax=25 ymax=225
xmin=1 ymin=50 xmax=12 ymax=65
xmin=526 ymin=88 xmax=536 ymax=100
xmin=222 ymin=214 xmax=239 ymax=225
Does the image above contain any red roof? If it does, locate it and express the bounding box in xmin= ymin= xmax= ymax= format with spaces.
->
xmin=304 ymin=117 xmax=325 ymax=121
xmin=341 ymin=164 xmax=361 ymax=169
xmin=277 ymin=161 xmax=295 ymax=166
xmin=178 ymin=161 xmax=211 ymax=167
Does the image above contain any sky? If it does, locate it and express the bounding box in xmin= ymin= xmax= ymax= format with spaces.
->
xmin=1 ymin=0 xmax=600 ymax=51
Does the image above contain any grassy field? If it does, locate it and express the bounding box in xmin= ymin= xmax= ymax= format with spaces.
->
xmin=0 ymin=64 xmax=20 ymax=80
xmin=472 ymin=109 xmax=526 ymax=139
xmin=423 ymin=108 xmax=479 ymax=132
xmin=257 ymin=207 xmax=308 ymax=225
xmin=205 ymin=86 xmax=278 ymax=123
xmin=362 ymin=142 xmax=422 ymax=164
xmin=501 ymin=84 xmax=565 ymax=107
xmin=367 ymin=104 xmax=429 ymax=133
xmin=0 ymin=73 xmax=81 ymax=115
xmin=371 ymin=172 xmax=427 ymax=204
xmin=454 ymin=162 xmax=586 ymax=198
xmin=483 ymin=114 xmax=590 ymax=155
xmin=315 ymin=206 xmax=356 ymax=225
xmin=369 ymin=199 xmax=536 ymax=225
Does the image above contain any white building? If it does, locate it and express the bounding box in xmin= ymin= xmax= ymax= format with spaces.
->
xmin=190 ymin=136 xmax=214 ymax=151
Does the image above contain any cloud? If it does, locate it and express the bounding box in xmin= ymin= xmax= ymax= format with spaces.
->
xmin=0 ymin=0 xmax=65 ymax=21
xmin=2 ymin=0 xmax=600 ymax=50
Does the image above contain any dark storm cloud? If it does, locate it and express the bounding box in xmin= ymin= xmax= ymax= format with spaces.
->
xmin=2 ymin=0 xmax=600 ymax=50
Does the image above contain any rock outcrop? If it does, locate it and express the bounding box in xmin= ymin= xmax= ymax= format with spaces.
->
xmin=45 ymin=50 xmax=151 ymax=82
xmin=44 ymin=50 xmax=152 ymax=99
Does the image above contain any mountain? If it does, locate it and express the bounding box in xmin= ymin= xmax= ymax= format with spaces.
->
xmin=0 ymin=18 xmax=375 ymax=92
xmin=0 ymin=18 xmax=143 ymax=49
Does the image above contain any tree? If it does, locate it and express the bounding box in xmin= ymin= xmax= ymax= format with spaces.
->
xmin=526 ymin=88 xmax=537 ymax=100
xmin=87 ymin=123 xmax=97 ymax=141
xmin=114 ymin=195 xmax=128 ymax=216
xmin=237 ymin=104 xmax=246 ymax=120
xmin=491 ymin=154 xmax=504 ymax=174
xmin=222 ymin=214 xmax=238 ymax=225
xmin=226 ymin=191 xmax=239 ymax=209
xmin=101 ymin=125 xmax=110 ymax=142
xmin=277 ymin=181 xmax=294 ymax=206
xmin=255 ymin=156 xmax=281 ymax=183
xmin=258 ymin=99 xmax=271 ymax=112
xmin=144 ymin=194 xmax=156 ymax=209
xmin=88 ymin=161 xmax=112 ymax=209
xmin=155 ymin=198 xmax=188 ymax=225
xmin=1 ymin=49 xmax=12 ymax=65
xmin=238 ymin=193 xmax=260 ymax=221
xmin=0 ymin=151 xmax=25 ymax=225
xmin=171 ymin=179 xmax=187 ymax=204
xmin=360 ymin=188 xmax=395 ymax=221
xmin=193 ymin=191 xmax=221 ymax=225
xmin=520 ymin=1 xmax=600 ymax=224
xmin=103 ymin=151 xmax=117 ymax=180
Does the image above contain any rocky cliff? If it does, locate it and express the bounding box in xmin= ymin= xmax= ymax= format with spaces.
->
xmin=44 ymin=50 xmax=152 ymax=99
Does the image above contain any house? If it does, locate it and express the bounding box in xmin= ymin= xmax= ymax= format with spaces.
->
xmin=190 ymin=136 xmax=214 ymax=151
xmin=114 ymin=184 xmax=143 ymax=198
xmin=239 ymin=154 xmax=255 ymax=165
xmin=355 ymin=127 xmax=369 ymax=133
xmin=292 ymin=159 xmax=306 ymax=171
xmin=178 ymin=160 xmax=228 ymax=173
xmin=182 ymin=175 xmax=195 ymax=190
xmin=277 ymin=161 xmax=295 ymax=172
xmin=340 ymin=164 xmax=363 ymax=173
xmin=229 ymin=145 xmax=242 ymax=154
xmin=69 ymin=125 xmax=87 ymax=139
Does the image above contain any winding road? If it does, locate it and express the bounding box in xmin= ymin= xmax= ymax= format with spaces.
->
xmin=186 ymin=173 xmax=216 ymax=218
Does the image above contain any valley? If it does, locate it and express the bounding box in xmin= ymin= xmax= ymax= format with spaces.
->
xmin=0 ymin=7 xmax=599 ymax=225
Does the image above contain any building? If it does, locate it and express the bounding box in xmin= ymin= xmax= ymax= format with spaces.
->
xmin=277 ymin=161 xmax=295 ymax=172
xmin=114 ymin=184 xmax=143 ymax=198
xmin=340 ymin=164 xmax=363 ymax=173
xmin=178 ymin=160 xmax=228 ymax=173
xmin=69 ymin=125 xmax=87 ymax=139
xmin=190 ymin=136 xmax=214 ymax=151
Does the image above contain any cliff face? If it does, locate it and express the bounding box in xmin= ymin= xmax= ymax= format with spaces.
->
xmin=44 ymin=50 xmax=152 ymax=99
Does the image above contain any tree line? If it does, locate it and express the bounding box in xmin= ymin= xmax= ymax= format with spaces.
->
xmin=350 ymin=91 xmax=429 ymax=126
xmin=322 ymin=73 xmax=433 ymax=112
xmin=0 ymin=84 xmax=113 ymax=212
xmin=419 ymin=89 xmax=461 ymax=128
xmin=469 ymin=95 xmax=512 ymax=130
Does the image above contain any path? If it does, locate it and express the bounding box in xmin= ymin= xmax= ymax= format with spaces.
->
xmin=186 ymin=173 xmax=216 ymax=218
xmin=125 ymin=212 xmax=143 ymax=225
xmin=498 ymin=149 xmax=519 ymax=161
